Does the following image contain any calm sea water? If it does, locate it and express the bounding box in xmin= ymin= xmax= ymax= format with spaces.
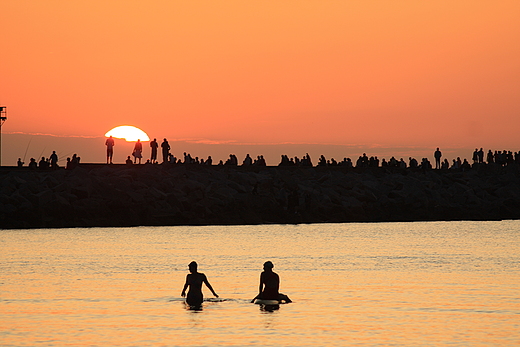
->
xmin=1 ymin=221 xmax=519 ymax=346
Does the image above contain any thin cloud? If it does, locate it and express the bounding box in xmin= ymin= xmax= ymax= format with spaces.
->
xmin=6 ymin=131 xmax=101 ymax=139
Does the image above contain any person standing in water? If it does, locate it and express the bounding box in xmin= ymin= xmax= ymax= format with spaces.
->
xmin=181 ymin=261 xmax=218 ymax=307
xmin=252 ymin=261 xmax=292 ymax=303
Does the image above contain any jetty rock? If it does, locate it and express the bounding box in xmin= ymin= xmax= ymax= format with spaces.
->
xmin=1 ymin=164 xmax=519 ymax=229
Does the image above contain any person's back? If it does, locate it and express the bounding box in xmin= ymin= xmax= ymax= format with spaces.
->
xmin=252 ymin=261 xmax=292 ymax=304
xmin=161 ymin=139 xmax=170 ymax=163
xmin=243 ymin=154 xmax=252 ymax=166
xmin=478 ymin=148 xmax=484 ymax=163
xmin=150 ymin=139 xmax=158 ymax=162
xmin=260 ymin=269 xmax=280 ymax=299
xmin=161 ymin=139 xmax=169 ymax=151
xmin=39 ymin=157 xmax=47 ymax=169
xmin=50 ymin=151 xmax=58 ymax=168
xmin=186 ymin=272 xmax=206 ymax=292
xmin=181 ymin=261 xmax=218 ymax=307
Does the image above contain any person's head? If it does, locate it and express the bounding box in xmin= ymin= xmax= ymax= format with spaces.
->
xmin=263 ymin=261 xmax=274 ymax=271
xmin=188 ymin=261 xmax=198 ymax=273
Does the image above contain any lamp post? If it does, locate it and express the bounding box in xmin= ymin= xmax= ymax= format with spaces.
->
xmin=0 ymin=106 xmax=6 ymax=167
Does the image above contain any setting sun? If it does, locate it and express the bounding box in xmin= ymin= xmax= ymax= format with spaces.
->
xmin=105 ymin=126 xmax=150 ymax=142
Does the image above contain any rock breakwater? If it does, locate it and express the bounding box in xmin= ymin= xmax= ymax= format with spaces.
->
xmin=1 ymin=164 xmax=520 ymax=229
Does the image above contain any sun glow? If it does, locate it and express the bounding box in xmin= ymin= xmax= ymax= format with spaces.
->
xmin=105 ymin=126 xmax=150 ymax=142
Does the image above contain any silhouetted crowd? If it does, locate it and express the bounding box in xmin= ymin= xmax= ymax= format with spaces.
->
xmin=135 ymin=147 xmax=520 ymax=171
xmin=17 ymin=144 xmax=520 ymax=172
xmin=18 ymin=152 xmax=81 ymax=170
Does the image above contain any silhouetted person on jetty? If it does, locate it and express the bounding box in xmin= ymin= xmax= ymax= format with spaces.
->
xmin=254 ymin=155 xmax=266 ymax=166
xmin=133 ymin=139 xmax=143 ymax=164
xmin=318 ymin=155 xmax=327 ymax=166
xmin=125 ymin=156 xmax=133 ymax=165
xmin=472 ymin=149 xmax=479 ymax=164
xmin=183 ymin=152 xmax=194 ymax=164
xmin=181 ymin=261 xmax=218 ymax=307
xmin=49 ymin=151 xmax=58 ymax=169
xmin=434 ymin=148 xmax=442 ymax=169
xmin=38 ymin=157 xmax=49 ymax=170
xmin=478 ymin=148 xmax=484 ymax=164
xmin=71 ymin=154 xmax=80 ymax=168
xmin=243 ymin=154 xmax=253 ymax=166
xmin=225 ymin=154 xmax=238 ymax=165
xmin=301 ymin=153 xmax=313 ymax=166
xmin=251 ymin=261 xmax=291 ymax=303
xmin=17 ymin=158 xmax=24 ymax=167
xmin=105 ymin=136 xmax=115 ymax=164
xmin=279 ymin=155 xmax=292 ymax=166
xmin=150 ymin=138 xmax=158 ymax=163
xmin=28 ymin=158 xmax=37 ymax=169
xmin=486 ymin=150 xmax=494 ymax=164
xmin=161 ymin=138 xmax=170 ymax=163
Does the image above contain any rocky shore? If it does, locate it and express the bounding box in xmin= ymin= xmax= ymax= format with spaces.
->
xmin=1 ymin=164 xmax=520 ymax=229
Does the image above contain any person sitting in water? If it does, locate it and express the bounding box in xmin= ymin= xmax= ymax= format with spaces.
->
xmin=181 ymin=261 xmax=218 ymax=307
xmin=252 ymin=261 xmax=292 ymax=303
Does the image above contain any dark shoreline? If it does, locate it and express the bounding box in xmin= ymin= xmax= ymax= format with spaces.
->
xmin=1 ymin=163 xmax=519 ymax=229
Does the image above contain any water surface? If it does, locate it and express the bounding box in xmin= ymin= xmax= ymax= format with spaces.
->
xmin=1 ymin=221 xmax=519 ymax=346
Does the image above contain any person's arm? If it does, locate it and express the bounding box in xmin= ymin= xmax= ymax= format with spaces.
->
xmin=259 ymin=272 xmax=266 ymax=294
xmin=203 ymin=274 xmax=218 ymax=298
xmin=251 ymin=273 xmax=265 ymax=303
xmin=181 ymin=275 xmax=189 ymax=297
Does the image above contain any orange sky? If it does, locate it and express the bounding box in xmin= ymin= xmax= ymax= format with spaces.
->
xmin=1 ymin=1 xmax=519 ymax=164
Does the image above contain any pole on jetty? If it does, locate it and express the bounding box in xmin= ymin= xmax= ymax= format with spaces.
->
xmin=0 ymin=106 xmax=6 ymax=167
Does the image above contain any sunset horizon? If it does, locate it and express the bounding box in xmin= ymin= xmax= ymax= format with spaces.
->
xmin=1 ymin=1 xmax=518 ymax=165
